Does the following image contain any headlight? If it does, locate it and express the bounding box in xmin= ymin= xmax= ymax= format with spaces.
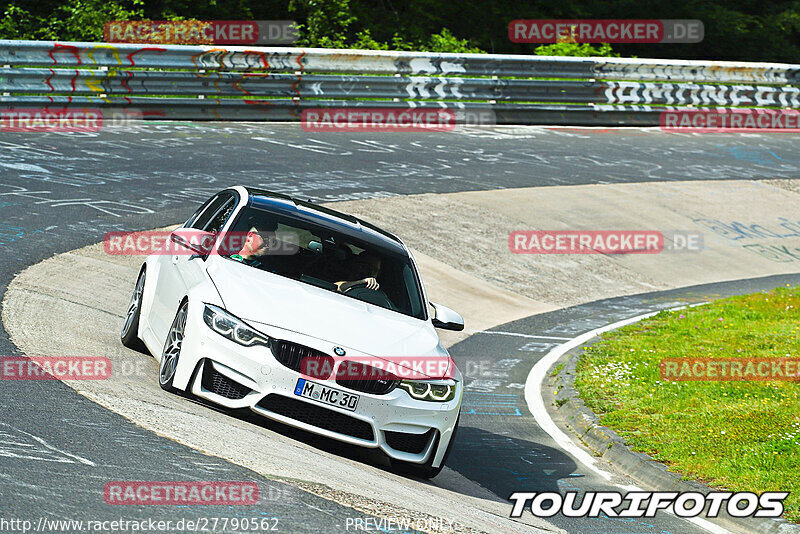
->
xmin=202 ymin=304 xmax=270 ymax=347
xmin=398 ymin=380 xmax=457 ymax=402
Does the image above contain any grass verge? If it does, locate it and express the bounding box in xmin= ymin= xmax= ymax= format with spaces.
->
xmin=574 ymin=285 xmax=800 ymax=523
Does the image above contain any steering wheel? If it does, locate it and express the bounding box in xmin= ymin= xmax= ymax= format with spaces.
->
xmin=343 ymin=284 xmax=398 ymax=311
xmin=343 ymin=281 xmax=368 ymax=294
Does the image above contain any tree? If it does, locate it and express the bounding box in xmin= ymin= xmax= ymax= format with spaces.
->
xmin=534 ymin=42 xmax=620 ymax=57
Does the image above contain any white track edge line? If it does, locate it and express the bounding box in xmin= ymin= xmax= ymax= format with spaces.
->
xmin=523 ymin=306 xmax=729 ymax=534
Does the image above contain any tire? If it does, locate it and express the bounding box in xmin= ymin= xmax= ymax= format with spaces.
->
xmin=159 ymin=300 xmax=188 ymax=392
xmin=121 ymin=268 xmax=147 ymax=351
xmin=391 ymin=415 xmax=460 ymax=479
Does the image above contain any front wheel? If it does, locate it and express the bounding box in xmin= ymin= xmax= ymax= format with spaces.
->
xmin=121 ymin=268 xmax=146 ymax=351
xmin=159 ymin=300 xmax=188 ymax=392
xmin=391 ymin=416 xmax=459 ymax=479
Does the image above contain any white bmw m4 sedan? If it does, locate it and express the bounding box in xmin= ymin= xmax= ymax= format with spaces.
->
xmin=121 ymin=186 xmax=464 ymax=478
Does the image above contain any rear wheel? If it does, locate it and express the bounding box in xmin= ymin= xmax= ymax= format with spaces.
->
xmin=159 ymin=301 xmax=188 ymax=392
xmin=391 ymin=416 xmax=459 ymax=479
xmin=121 ymin=268 xmax=146 ymax=351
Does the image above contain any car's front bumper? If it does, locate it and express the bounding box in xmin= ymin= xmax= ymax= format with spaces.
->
xmin=173 ymin=300 xmax=462 ymax=467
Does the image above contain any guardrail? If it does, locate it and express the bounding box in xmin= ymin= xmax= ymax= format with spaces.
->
xmin=1 ymin=40 xmax=799 ymax=124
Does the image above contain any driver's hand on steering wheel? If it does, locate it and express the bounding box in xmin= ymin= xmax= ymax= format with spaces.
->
xmin=337 ymin=277 xmax=380 ymax=292
xmin=362 ymin=277 xmax=379 ymax=290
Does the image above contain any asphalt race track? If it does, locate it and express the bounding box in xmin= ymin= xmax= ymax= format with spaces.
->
xmin=1 ymin=123 xmax=799 ymax=533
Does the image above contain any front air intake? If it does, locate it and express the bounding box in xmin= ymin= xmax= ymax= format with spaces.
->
xmin=201 ymin=362 xmax=251 ymax=400
xmin=256 ymin=394 xmax=374 ymax=441
xmin=384 ymin=429 xmax=436 ymax=454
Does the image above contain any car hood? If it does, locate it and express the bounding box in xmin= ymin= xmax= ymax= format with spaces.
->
xmin=206 ymin=257 xmax=441 ymax=357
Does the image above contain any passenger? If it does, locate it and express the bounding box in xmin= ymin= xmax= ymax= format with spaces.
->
xmin=231 ymin=222 xmax=279 ymax=265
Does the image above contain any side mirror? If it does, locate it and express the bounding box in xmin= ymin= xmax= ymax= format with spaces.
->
xmin=170 ymin=228 xmax=216 ymax=257
xmin=430 ymin=302 xmax=464 ymax=331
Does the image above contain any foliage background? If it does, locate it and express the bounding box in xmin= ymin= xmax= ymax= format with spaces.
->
xmin=1 ymin=0 xmax=799 ymax=61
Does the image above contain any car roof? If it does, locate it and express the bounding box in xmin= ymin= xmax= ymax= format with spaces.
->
xmin=242 ymin=187 xmax=408 ymax=256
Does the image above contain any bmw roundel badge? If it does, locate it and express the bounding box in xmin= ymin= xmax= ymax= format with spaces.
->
xmin=333 ymin=347 xmax=346 ymax=356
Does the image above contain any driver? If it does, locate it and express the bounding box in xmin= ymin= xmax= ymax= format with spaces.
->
xmin=335 ymin=251 xmax=381 ymax=292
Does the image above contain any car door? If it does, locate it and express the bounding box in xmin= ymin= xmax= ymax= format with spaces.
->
xmin=151 ymin=192 xmax=233 ymax=344
xmin=173 ymin=191 xmax=238 ymax=300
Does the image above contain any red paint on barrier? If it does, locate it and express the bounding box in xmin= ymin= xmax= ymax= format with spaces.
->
xmin=126 ymin=47 xmax=168 ymax=67
xmin=44 ymin=68 xmax=56 ymax=93
xmin=49 ymin=43 xmax=82 ymax=65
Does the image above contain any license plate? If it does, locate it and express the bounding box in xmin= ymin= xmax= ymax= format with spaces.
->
xmin=294 ymin=378 xmax=359 ymax=412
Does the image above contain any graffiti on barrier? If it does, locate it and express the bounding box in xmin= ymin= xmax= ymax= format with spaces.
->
xmin=694 ymin=217 xmax=800 ymax=262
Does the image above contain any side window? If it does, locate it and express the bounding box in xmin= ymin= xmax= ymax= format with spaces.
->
xmin=204 ymin=195 xmax=237 ymax=234
xmin=185 ymin=195 xmax=217 ymax=228
xmin=188 ymin=192 xmax=235 ymax=231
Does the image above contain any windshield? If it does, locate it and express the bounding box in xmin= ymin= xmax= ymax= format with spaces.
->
xmin=219 ymin=205 xmax=426 ymax=320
